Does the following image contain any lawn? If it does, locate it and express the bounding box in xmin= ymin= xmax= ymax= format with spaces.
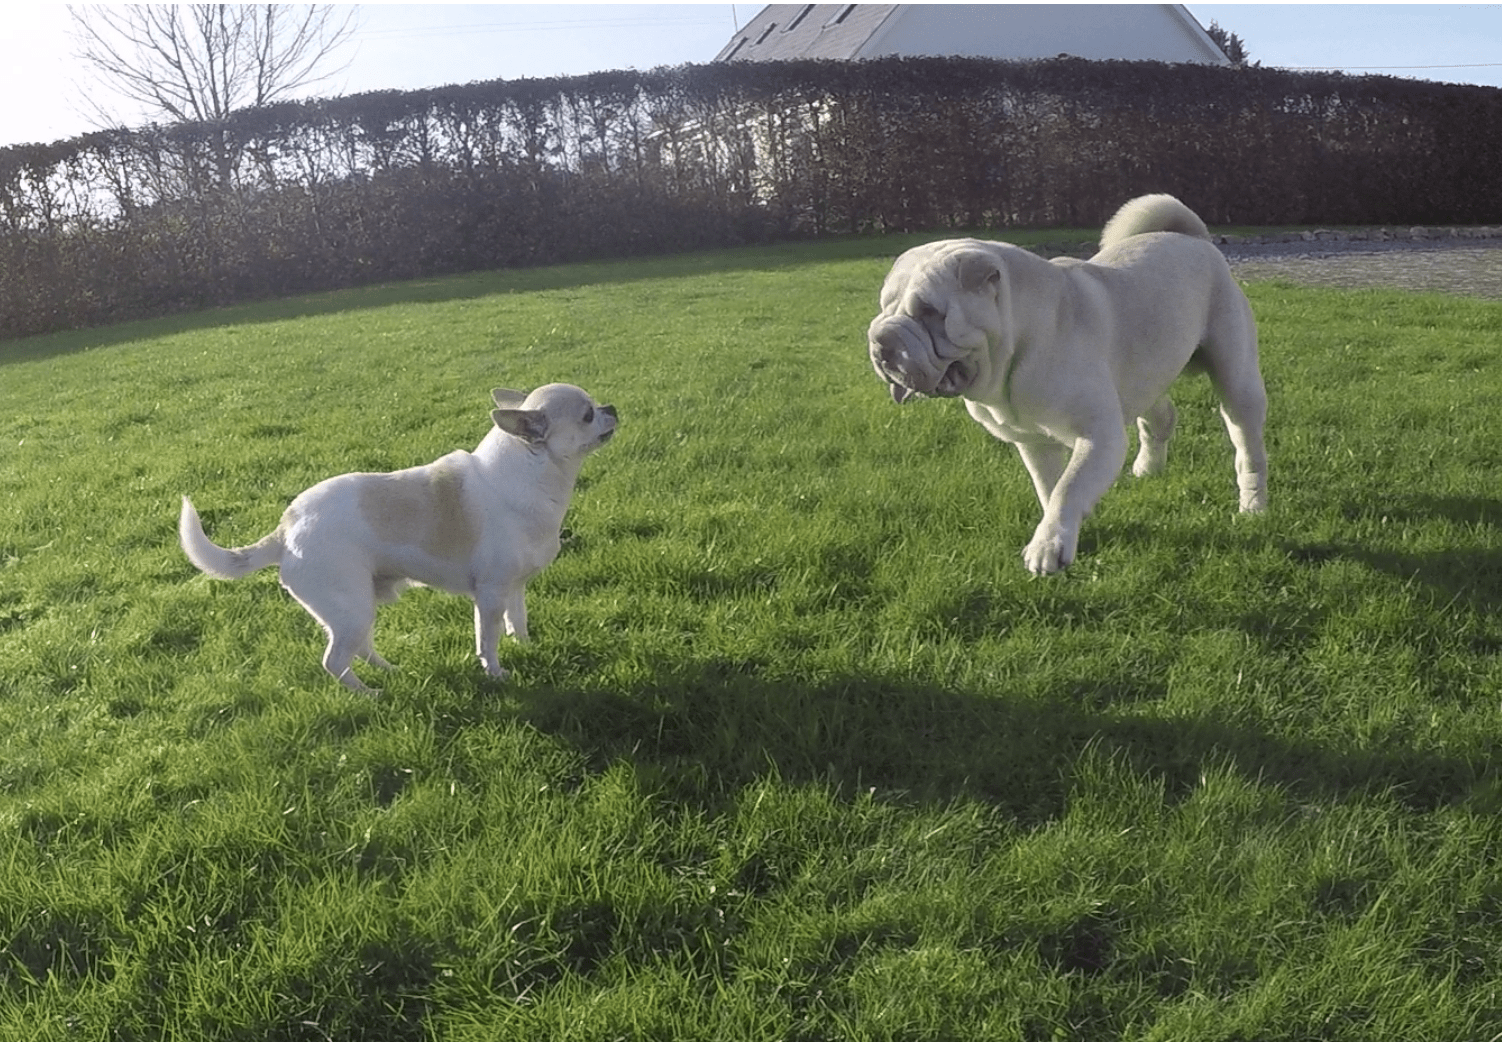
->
xmin=1 ymin=234 xmax=1500 ymax=1038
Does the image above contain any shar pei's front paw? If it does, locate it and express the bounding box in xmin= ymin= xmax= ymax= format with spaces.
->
xmin=1023 ymin=522 xmax=1077 ymax=576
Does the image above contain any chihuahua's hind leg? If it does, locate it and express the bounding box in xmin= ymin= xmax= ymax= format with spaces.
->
xmin=320 ymin=614 xmax=380 ymax=694
xmin=281 ymin=566 xmax=381 ymax=694
xmin=313 ymin=620 xmax=378 ymax=693
xmin=359 ymin=577 xmax=406 ymax=673
xmin=359 ymin=627 xmax=396 ymax=673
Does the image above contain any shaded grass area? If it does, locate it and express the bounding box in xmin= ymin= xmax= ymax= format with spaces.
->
xmin=1 ymin=239 xmax=1500 ymax=1038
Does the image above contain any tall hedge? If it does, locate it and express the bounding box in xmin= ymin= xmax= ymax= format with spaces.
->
xmin=3 ymin=56 xmax=1500 ymax=339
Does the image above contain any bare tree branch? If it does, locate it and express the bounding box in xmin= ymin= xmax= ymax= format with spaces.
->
xmin=67 ymin=4 xmax=361 ymax=128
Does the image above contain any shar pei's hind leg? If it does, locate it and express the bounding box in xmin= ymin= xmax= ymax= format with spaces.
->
xmin=1219 ymin=387 xmax=1268 ymax=513
xmin=1132 ymin=394 xmax=1177 ymax=478
xmin=1199 ymin=309 xmax=1269 ymax=514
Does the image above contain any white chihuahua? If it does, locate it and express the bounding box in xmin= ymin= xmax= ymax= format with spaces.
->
xmin=179 ymin=383 xmax=617 ymax=693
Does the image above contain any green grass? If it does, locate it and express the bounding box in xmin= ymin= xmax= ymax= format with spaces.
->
xmin=2 ymin=237 xmax=1501 ymax=1038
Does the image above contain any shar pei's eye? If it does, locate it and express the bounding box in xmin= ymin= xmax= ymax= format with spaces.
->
xmin=583 ymin=406 xmax=595 ymax=424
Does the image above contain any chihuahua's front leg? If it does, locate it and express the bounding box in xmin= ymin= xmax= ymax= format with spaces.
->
xmin=502 ymin=585 xmax=529 ymax=642
xmin=472 ymin=590 xmax=510 ymax=679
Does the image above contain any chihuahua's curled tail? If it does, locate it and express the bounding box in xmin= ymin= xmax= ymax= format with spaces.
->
xmin=179 ymin=498 xmax=284 ymax=580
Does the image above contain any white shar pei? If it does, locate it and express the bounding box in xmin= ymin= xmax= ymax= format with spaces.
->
xmin=868 ymin=194 xmax=1268 ymax=575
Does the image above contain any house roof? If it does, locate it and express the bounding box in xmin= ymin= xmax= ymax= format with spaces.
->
xmin=715 ymin=4 xmax=900 ymax=62
xmin=714 ymin=4 xmax=1230 ymax=66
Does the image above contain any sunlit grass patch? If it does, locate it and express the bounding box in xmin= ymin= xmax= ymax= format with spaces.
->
xmin=1 ymin=240 xmax=1501 ymax=1037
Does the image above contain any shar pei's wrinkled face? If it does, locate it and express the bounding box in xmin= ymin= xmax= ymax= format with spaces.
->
xmin=867 ymin=240 xmax=1009 ymax=404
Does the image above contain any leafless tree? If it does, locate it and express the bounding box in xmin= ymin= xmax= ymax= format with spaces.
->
xmin=67 ymin=5 xmax=361 ymax=193
xmin=68 ymin=5 xmax=361 ymax=126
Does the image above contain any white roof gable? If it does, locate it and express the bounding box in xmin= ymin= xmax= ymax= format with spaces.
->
xmin=716 ymin=4 xmax=1230 ymax=66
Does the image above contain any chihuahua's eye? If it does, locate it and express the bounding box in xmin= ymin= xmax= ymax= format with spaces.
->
xmin=583 ymin=407 xmax=595 ymax=424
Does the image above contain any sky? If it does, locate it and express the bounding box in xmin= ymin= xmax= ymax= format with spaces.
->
xmin=3 ymin=4 xmax=1501 ymax=150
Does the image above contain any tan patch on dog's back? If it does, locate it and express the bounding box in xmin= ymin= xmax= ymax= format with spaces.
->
xmin=359 ymin=457 xmax=479 ymax=562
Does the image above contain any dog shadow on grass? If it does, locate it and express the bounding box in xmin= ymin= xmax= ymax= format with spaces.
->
xmin=409 ymin=489 xmax=1502 ymax=827
xmin=501 ymin=655 xmax=1488 ymax=831
xmin=1292 ymin=492 xmax=1502 ymax=616
xmin=483 ymin=496 xmax=1502 ymax=826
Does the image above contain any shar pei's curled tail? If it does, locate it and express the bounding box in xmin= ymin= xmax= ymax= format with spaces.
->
xmin=1099 ymin=194 xmax=1212 ymax=251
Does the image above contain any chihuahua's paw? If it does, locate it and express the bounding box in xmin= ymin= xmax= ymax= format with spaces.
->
xmin=479 ymin=657 xmax=512 ymax=681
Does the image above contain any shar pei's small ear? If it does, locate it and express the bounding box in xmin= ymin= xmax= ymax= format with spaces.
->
xmin=958 ymin=252 xmax=1002 ymax=294
xmin=492 ymin=388 xmax=528 ymax=410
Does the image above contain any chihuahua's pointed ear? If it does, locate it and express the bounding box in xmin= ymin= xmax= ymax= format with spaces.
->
xmin=491 ymin=388 xmax=528 ymax=410
xmin=492 ymin=408 xmax=549 ymax=444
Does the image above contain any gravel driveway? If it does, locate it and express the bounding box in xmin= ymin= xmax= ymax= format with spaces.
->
xmin=1221 ymin=234 xmax=1502 ymax=299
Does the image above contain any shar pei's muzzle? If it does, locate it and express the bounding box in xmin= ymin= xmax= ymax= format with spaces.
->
xmin=867 ymin=312 xmax=977 ymax=404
